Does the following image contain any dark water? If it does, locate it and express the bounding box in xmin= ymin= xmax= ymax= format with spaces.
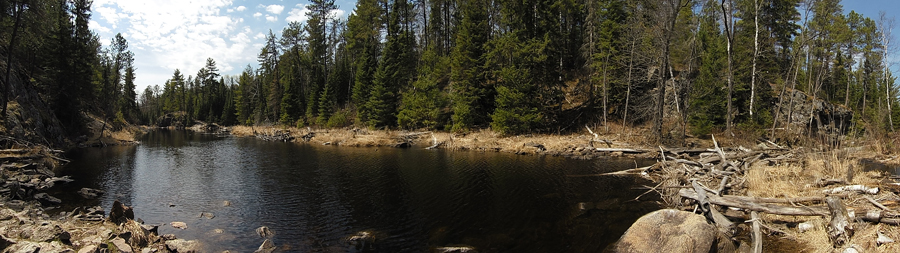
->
xmin=53 ymin=130 xmax=658 ymax=252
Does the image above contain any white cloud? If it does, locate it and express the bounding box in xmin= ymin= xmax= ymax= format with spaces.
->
xmin=329 ymin=9 xmax=346 ymax=20
xmin=253 ymin=12 xmax=263 ymax=18
xmin=265 ymin=5 xmax=284 ymax=15
xmin=90 ymin=0 xmax=260 ymax=92
xmin=286 ymin=4 xmax=310 ymax=23
xmin=254 ymin=33 xmax=266 ymax=40
xmin=265 ymin=16 xmax=277 ymax=22
xmin=89 ymin=20 xmax=111 ymax=33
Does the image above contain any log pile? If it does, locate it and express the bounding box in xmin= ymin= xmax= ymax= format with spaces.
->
xmin=605 ymin=135 xmax=900 ymax=251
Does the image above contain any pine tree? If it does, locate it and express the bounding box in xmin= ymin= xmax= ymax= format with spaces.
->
xmin=450 ymin=0 xmax=490 ymax=131
xmin=367 ymin=0 xmax=416 ymax=128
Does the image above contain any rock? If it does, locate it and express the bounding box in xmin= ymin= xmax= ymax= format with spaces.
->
xmin=78 ymin=188 xmax=104 ymax=199
xmin=199 ymin=212 xmax=215 ymax=219
xmin=222 ymin=201 xmax=231 ymax=207
xmin=878 ymin=232 xmax=895 ymax=245
xmin=253 ymin=239 xmax=275 ymax=253
xmin=109 ymin=200 xmax=134 ymax=225
xmin=256 ymin=226 xmax=273 ymax=238
xmin=434 ymin=246 xmax=478 ymax=253
xmin=171 ymin=221 xmax=187 ymax=230
xmin=0 ymin=234 xmax=15 ymax=249
xmin=165 ymin=239 xmax=201 ymax=253
xmin=343 ymin=230 xmax=381 ymax=251
xmin=798 ymin=222 xmax=814 ymax=233
xmin=613 ymin=209 xmax=722 ymax=253
xmin=30 ymin=224 xmax=66 ymax=242
xmin=111 ymin=237 xmax=134 ymax=253
xmin=34 ymin=192 xmax=62 ymax=205
xmin=212 ymin=229 xmax=224 ymax=234
xmin=78 ymin=245 xmax=98 ymax=253
xmin=141 ymin=224 xmax=159 ymax=235
xmin=160 ymin=234 xmax=177 ymax=241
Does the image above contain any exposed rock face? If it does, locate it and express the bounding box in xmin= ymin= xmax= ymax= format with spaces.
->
xmin=774 ymin=88 xmax=853 ymax=136
xmin=156 ymin=113 xmax=188 ymax=129
xmin=253 ymin=239 xmax=275 ymax=253
xmin=613 ymin=209 xmax=721 ymax=253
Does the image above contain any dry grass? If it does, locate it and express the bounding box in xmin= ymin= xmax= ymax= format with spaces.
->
xmin=742 ymin=148 xmax=900 ymax=252
xmin=230 ymin=124 xmax=657 ymax=156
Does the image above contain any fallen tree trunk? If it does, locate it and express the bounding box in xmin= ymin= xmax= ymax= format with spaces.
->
xmin=679 ymin=188 xmax=827 ymax=216
xmin=826 ymin=196 xmax=853 ymax=247
xmin=594 ymin=148 xmax=647 ymax=153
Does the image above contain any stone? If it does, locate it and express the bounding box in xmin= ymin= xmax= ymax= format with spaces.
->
xmin=111 ymin=237 xmax=134 ymax=253
xmin=165 ymin=239 xmax=201 ymax=253
xmin=78 ymin=188 xmax=104 ymax=199
xmin=434 ymin=246 xmax=478 ymax=253
xmin=255 ymin=226 xmax=273 ymax=238
xmin=222 ymin=201 xmax=231 ymax=207
xmin=34 ymin=193 xmax=62 ymax=205
xmin=253 ymin=239 xmax=275 ymax=253
xmin=613 ymin=209 xmax=721 ymax=253
xmin=199 ymin=212 xmax=215 ymax=219
xmin=171 ymin=222 xmax=187 ymax=229
xmin=141 ymin=224 xmax=159 ymax=235
xmin=109 ymin=200 xmax=134 ymax=225
xmin=78 ymin=245 xmax=99 ymax=253
xmin=161 ymin=234 xmax=177 ymax=241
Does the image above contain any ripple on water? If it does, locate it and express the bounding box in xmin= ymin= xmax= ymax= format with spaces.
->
xmin=54 ymin=130 xmax=658 ymax=252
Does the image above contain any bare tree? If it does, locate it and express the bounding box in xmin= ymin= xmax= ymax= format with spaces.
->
xmin=879 ymin=11 xmax=895 ymax=131
xmin=722 ymin=0 xmax=735 ymax=133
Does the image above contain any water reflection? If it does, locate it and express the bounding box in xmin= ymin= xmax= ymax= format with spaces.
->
xmin=55 ymin=130 xmax=658 ymax=252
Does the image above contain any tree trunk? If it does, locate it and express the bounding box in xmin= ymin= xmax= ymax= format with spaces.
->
xmin=722 ymin=0 xmax=735 ymax=133
xmin=750 ymin=0 xmax=759 ymax=116
xmin=623 ymin=40 xmax=635 ymax=132
xmin=2 ymin=3 xmax=24 ymax=120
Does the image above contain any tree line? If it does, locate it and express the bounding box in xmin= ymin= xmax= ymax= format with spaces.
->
xmin=1 ymin=0 xmax=138 ymax=132
xmin=3 ymin=0 xmax=899 ymax=141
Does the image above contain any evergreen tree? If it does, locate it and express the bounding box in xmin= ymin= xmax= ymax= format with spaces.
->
xmin=450 ymin=0 xmax=490 ymax=131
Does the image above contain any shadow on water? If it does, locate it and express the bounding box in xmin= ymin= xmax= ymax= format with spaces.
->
xmin=53 ymin=130 xmax=659 ymax=252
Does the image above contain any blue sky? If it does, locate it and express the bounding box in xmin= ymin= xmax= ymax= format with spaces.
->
xmin=88 ymin=1 xmax=897 ymax=94
xmin=89 ymin=0 xmax=356 ymax=93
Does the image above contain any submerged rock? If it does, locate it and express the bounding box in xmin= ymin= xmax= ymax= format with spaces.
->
xmin=78 ymin=187 xmax=104 ymax=199
xmin=171 ymin=222 xmax=188 ymax=230
xmin=256 ymin=226 xmax=273 ymax=238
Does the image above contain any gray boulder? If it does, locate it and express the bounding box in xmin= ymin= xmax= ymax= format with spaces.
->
xmin=613 ymin=209 xmax=728 ymax=253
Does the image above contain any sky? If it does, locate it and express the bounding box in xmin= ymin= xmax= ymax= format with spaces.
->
xmin=88 ymin=0 xmax=898 ymax=95
xmin=89 ymin=0 xmax=355 ymax=94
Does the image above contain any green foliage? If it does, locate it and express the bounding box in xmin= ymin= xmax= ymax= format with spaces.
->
xmin=491 ymin=67 xmax=543 ymax=135
xmin=398 ymin=50 xmax=450 ymax=130
xmin=325 ymin=109 xmax=352 ymax=128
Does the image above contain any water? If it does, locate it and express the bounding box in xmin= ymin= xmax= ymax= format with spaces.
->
xmin=53 ymin=130 xmax=658 ymax=252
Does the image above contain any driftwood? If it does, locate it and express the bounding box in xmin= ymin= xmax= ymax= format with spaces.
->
xmin=594 ymin=148 xmax=646 ymax=153
xmin=826 ymin=196 xmax=853 ymax=247
xmin=750 ymin=211 xmax=762 ymax=253
xmin=568 ymin=165 xmax=653 ymax=177
xmin=822 ymin=185 xmax=879 ymax=195
xmin=679 ymin=188 xmax=827 ymax=216
xmin=585 ymin=125 xmax=612 ymax=148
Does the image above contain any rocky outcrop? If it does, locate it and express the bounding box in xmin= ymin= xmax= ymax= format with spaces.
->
xmin=775 ymin=88 xmax=853 ymax=135
xmin=613 ymin=209 xmax=727 ymax=253
xmin=156 ymin=113 xmax=188 ymax=129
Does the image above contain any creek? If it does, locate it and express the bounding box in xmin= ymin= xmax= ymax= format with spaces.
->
xmin=53 ymin=130 xmax=657 ymax=252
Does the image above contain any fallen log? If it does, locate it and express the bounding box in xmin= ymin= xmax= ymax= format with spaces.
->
xmin=750 ymin=211 xmax=762 ymax=253
xmin=594 ymin=148 xmax=647 ymax=153
xmin=825 ymin=196 xmax=853 ymax=247
xmin=568 ymin=165 xmax=653 ymax=177
xmin=679 ymin=188 xmax=827 ymax=216
xmin=822 ymin=185 xmax=878 ymax=195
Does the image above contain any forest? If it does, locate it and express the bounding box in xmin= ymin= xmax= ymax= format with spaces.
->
xmin=2 ymin=0 xmax=900 ymax=143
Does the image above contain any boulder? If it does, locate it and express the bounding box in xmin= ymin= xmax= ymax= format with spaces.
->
xmin=34 ymin=192 xmax=62 ymax=205
xmin=78 ymin=245 xmax=98 ymax=253
xmin=613 ymin=209 xmax=721 ymax=253
xmin=165 ymin=239 xmax=201 ymax=253
xmin=109 ymin=200 xmax=134 ymax=225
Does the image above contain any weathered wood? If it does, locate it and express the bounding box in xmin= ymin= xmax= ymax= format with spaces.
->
xmin=815 ymin=178 xmax=847 ymax=187
xmin=865 ymin=196 xmax=889 ymax=210
xmin=679 ymin=188 xmax=827 ymax=216
xmin=751 ymin=211 xmax=762 ymax=253
xmin=826 ymin=196 xmax=853 ymax=247
xmin=567 ymin=165 xmax=653 ymax=177
xmin=594 ymin=148 xmax=647 ymax=153
xmin=691 ymin=181 xmax=734 ymax=233
xmin=822 ymin=185 xmax=878 ymax=195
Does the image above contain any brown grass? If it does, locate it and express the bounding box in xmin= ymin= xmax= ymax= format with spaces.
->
xmin=743 ymin=148 xmax=900 ymax=252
